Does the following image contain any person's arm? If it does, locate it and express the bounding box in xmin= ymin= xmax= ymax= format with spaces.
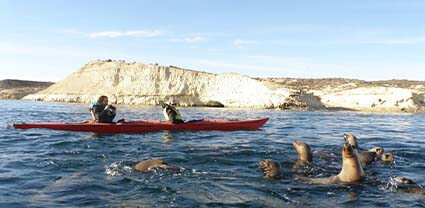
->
xmin=89 ymin=102 xmax=96 ymax=120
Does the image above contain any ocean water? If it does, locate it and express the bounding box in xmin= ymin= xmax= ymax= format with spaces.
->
xmin=1 ymin=100 xmax=424 ymax=208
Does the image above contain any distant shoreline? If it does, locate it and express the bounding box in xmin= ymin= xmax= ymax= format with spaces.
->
xmin=0 ymin=79 xmax=53 ymax=100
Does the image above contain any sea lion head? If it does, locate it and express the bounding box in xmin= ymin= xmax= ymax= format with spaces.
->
xmin=343 ymin=134 xmax=359 ymax=150
xmin=382 ymin=153 xmax=395 ymax=162
xmin=392 ymin=177 xmax=425 ymax=194
xmin=394 ymin=177 xmax=414 ymax=184
xmin=134 ymin=159 xmax=171 ymax=172
xmin=259 ymin=159 xmax=284 ymax=179
xmin=342 ymin=143 xmax=356 ymax=158
xmin=292 ymin=141 xmax=313 ymax=162
xmin=369 ymin=147 xmax=384 ymax=157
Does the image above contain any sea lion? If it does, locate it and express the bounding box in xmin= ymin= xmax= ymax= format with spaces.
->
xmin=292 ymin=141 xmax=313 ymax=168
xmin=298 ymin=143 xmax=364 ymax=184
xmin=368 ymin=147 xmax=384 ymax=157
xmin=358 ymin=151 xmax=377 ymax=166
xmin=134 ymin=159 xmax=177 ymax=173
xmin=381 ymin=153 xmax=395 ymax=162
xmin=360 ymin=146 xmax=385 ymax=165
xmin=30 ymin=173 xmax=93 ymax=205
xmin=259 ymin=159 xmax=284 ymax=179
xmin=343 ymin=134 xmax=359 ymax=150
xmin=343 ymin=134 xmax=378 ymax=166
xmin=394 ymin=177 xmax=414 ymax=184
xmin=392 ymin=177 xmax=425 ymax=195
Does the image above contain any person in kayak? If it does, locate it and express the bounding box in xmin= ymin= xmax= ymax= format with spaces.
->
xmin=160 ymin=100 xmax=184 ymax=124
xmin=90 ymin=95 xmax=116 ymax=123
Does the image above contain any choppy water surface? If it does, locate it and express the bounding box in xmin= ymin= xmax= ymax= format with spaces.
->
xmin=1 ymin=100 xmax=424 ymax=207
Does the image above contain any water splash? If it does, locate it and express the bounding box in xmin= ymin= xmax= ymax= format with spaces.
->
xmin=105 ymin=161 xmax=133 ymax=177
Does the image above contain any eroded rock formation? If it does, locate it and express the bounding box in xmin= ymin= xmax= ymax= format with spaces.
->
xmin=24 ymin=61 xmax=300 ymax=109
xmin=23 ymin=60 xmax=425 ymax=113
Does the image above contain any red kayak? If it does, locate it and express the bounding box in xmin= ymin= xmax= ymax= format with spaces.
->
xmin=13 ymin=117 xmax=269 ymax=133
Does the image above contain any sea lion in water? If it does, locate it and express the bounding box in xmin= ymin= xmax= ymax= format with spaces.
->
xmin=343 ymin=134 xmax=378 ymax=166
xmin=368 ymin=147 xmax=384 ymax=157
xmin=359 ymin=147 xmax=386 ymax=165
xmin=381 ymin=153 xmax=395 ymax=162
xmin=292 ymin=141 xmax=313 ymax=168
xmin=358 ymin=152 xmax=377 ymax=166
xmin=259 ymin=159 xmax=284 ymax=179
xmin=361 ymin=146 xmax=385 ymax=165
xmin=394 ymin=177 xmax=414 ymax=184
xmin=392 ymin=177 xmax=425 ymax=195
xmin=298 ymin=143 xmax=364 ymax=184
xmin=134 ymin=159 xmax=178 ymax=173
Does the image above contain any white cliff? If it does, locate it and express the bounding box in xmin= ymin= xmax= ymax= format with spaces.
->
xmin=24 ymin=60 xmax=298 ymax=108
xmin=317 ymin=87 xmax=425 ymax=113
xmin=24 ymin=60 xmax=425 ymax=113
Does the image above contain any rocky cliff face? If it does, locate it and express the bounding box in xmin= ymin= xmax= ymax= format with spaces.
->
xmin=24 ymin=61 xmax=304 ymax=109
xmin=317 ymin=87 xmax=425 ymax=113
xmin=24 ymin=60 xmax=425 ymax=113
xmin=0 ymin=79 xmax=54 ymax=99
xmin=262 ymin=78 xmax=425 ymax=113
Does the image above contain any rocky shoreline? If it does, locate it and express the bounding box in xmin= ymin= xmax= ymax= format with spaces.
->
xmin=14 ymin=60 xmax=425 ymax=113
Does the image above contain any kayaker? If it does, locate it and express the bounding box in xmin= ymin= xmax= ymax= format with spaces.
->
xmin=160 ymin=100 xmax=184 ymax=124
xmin=90 ymin=95 xmax=116 ymax=123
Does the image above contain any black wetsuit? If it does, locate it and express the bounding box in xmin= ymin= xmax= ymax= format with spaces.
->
xmin=90 ymin=103 xmax=116 ymax=123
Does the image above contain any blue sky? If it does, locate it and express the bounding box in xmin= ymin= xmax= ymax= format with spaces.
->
xmin=0 ymin=0 xmax=424 ymax=81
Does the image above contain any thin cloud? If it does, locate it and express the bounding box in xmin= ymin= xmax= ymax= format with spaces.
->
xmin=169 ymin=36 xmax=206 ymax=43
xmin=186 ymin=55 xmax=381 ymax=79
xmin=88 ymin=30 xmax=162 ymax=38
xmin=361 ymin=37 xmax=425 ymax=45
xmin=232 ymin=39 xmax=257 ymax=47
xmin=0 ymin=42 xmax=147 ymax=59
xmin=189 ymin=58 xmax=307 ymax=77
